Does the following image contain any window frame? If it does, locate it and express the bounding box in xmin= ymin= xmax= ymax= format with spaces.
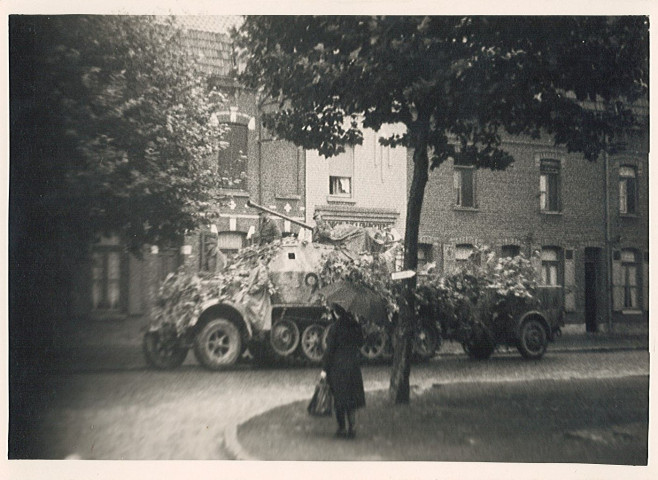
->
xmin=217 ymin=122 xmax=248 ymax=190
xmin=501 ymin=244 xmax=521 ymax=258
xmin=539 ymin=159 xmax=561 ymax=213
xmin=217 ymin=231 xmax=245 ymax=256
xmin=621 ymin=249 xmax=640 ymax=310
xmin=454 ymin=165 xmax=476 ymax=209
xmin=455 ymin=243 xmax=474 ymax=267
xmin=417 ymin=243 xmax=432 ymax=269
xmin=540 ymin=247 xmax=562 ymax=286
xmin=329 ymin=175 xmax=353 ymax=198
xmin=619 ymin=165 xmax=638 ymax=215
xmin=91 ymin=247 xmax=124 ymax=312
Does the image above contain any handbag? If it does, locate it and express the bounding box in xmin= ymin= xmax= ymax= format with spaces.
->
xmin=307 ymin=377 xmax=333 ymax=416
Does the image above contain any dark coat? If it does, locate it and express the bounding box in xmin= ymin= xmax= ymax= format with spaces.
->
xmin=259 ymin=218 xmax=282 ymax=245
xmin=322 ymin=315 xmax=366 ymax=410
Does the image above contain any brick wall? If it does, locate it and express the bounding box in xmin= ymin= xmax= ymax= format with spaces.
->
xmin=415 ymin=131 xmax=648 ymax=330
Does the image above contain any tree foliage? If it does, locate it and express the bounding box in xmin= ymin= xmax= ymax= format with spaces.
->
xmin=12 ymin=15 xmax=228 ymax=254
xmin=236 ymin=16 xmax=647 ymax=164
xmin=234 ymin=15 xmax=648 ymax=404
xmin=10 ymin=16 xmax=232 ymax=388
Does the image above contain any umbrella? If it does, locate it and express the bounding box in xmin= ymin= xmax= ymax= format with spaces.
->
xmin=316 ymin=280 xmax=388 ymax=325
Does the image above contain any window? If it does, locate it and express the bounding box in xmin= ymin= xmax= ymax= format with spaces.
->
xmin=199 ymin=232 xmax=219 ymax=272
xmin=329 ymin=176 xmax=352 ymax=197
xmin=454 ymin=166 xmax=475 ymax=208
xmin=218 ymin=123 xmax=248 ymax=189
xmin=455 ymin=244 xmax=474 ymax=267
xmin=217 ymin=231 xmax=245 ymax=256
xmin=328 ymin=147 xmax=354 ymax=199
xmin=417 ymin=244 xmax=432 ymax=269
xmin=158 ymin=248 xmax=181 ymax=281
xmin=540 ymin=159 xmax=560 ymax=212
xmin=92 ymin=250 xmax=122 ymax=311
xmin=541 ymin=247 xmax=561 ymax=285
xmin=621 ymin=250 xmax=639 ymax=309
xmin=501 ymin=245 xmax=520 ymax=258
xmin=619 ymin=166 xmax=637 ymax=214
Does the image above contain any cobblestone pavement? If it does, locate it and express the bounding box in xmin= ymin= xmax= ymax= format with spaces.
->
xmin=26 ymin=349 xmax=649 ymax=460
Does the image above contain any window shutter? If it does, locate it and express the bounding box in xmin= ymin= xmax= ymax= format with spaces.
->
xmin=564 ymin=252 xmax=576 ymax=312
xmin=612 ymin=256 xmax=623 ymax=311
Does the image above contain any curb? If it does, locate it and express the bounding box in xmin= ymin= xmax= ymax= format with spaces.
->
xmin=223 ymin=422 xmax=257 ymax=460
xmin=222 ymin=346 xmax=648 ymax=462
xmin=434 ymin=343 xmax=647 ymax=357
xmin=49 ymin=342 xmax=647 ymax=374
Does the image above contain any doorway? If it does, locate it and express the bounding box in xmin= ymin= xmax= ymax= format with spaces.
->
xmin=584 ymin=248 xmax=601 ymax=333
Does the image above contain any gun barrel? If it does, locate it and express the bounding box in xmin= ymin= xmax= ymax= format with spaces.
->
xmin=247 ymin=200 xmax=314 ymax=230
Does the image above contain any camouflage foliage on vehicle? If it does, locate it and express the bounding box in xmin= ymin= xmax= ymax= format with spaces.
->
xmin=318 ymin=250 xmax=400 ymax=323
xmin=149 ymin=242 xmax=281 ymax=336
xmin=416 ymin=246 xmax=540 ymax=338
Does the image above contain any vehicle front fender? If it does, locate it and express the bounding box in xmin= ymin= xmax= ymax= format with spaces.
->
xmin=197 ymin=300 xmax=253 ymax=340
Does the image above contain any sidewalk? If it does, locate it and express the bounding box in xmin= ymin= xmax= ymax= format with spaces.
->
xmin=223 ymin=325 xmax=649 ymax=462
xmin=230 ymin=376 xmax=649 ymax=463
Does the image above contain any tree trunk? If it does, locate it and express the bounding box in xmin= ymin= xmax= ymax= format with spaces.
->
xmin=389 ymin=121 xmax=430 ymax=404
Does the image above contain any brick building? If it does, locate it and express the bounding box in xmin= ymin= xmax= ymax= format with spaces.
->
xmin=72 ymin=17 xmax=306 ymax=320
xmin=414 ymin=120 xmax=648 ymax=332
xmin=72 ymin=17 xmax=648 ymax=335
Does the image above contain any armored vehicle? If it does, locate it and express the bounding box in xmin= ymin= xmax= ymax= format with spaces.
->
xmin=143 ymin=201 xmax=441 ymax=370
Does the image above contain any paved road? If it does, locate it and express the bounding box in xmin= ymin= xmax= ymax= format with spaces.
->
xmin=24 ymin=349 xmax=649 ymax=460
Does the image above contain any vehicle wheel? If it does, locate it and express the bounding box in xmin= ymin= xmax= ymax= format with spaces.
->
xmin=462 ymin=327 xmax=495 ymax=360
xmin=517 ymin=317 xmax=548 ymax=360
xmin=270 ymin=319 xmax=300 ymax=356
xmin=412 ymin=322 xmax=441 ymax=361
xmin=193 ymin=318 xmax=242 ymax=370
xmin=301 ymin=324 xmax=327 ymax=363
xmin=143 ymin=331 xmax=188 ymax=370
xmin=360 ymin=330 xmax=387 ymax=361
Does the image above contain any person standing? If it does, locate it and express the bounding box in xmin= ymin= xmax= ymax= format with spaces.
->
xmin=239 ymin=252 xmax=273 ymax=332
xmin=321 ymin=303 xmax=366 ymax=439
xmin=312 ymin=211 xmax=333 ymax=243
xmin=258 ymin=212 xmax=282 ymax=245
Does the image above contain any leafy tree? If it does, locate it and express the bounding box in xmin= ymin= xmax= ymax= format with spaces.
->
xmin=235 ymin=16 xmax=648 ymax=404
xmin=9 ymin=15 xmax=226 ymax=401
xmin=12 ymin=15 xmax=228 ymax=254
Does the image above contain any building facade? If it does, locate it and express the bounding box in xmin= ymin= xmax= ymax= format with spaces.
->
xmin=72 ymin=17 xmax=648 ymax=336
xmin=306 ymin=124 xmax=408 ymax=235
xmin=72 ymin=18 xmax=306 ymax=320
xmin=414 ymin=125 xmax=648 ymax=333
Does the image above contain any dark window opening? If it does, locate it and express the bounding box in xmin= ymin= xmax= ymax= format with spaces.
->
xmin=454 ymin=167 xmax=475 ymax=208
xmin=218 ymin=123 xmax=248 ymax=189
xmin=619 ymin=166 xmax=637 ymax=214
xmin=501 ymin=245 xmax=520 ymax=258
xmin=540 ymin=159 xmax=560 ymax=212
xmin=329 ymin=176 xmax=352 ymax=196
